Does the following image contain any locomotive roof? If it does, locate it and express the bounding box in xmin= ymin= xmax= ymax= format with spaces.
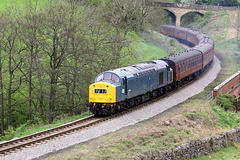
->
xmin=105 ymin=60 xmax=168 ymax=78
xmin=161 ymin=49 xmax=202 ymax=64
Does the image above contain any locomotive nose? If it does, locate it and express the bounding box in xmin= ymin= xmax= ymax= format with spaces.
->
xmin=89 ymin=82 xmax=116 ymax=103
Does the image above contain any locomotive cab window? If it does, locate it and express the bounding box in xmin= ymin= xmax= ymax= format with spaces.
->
xmin=96 ymin=73 xmax=120 ymax=83
xmin=96 ymin=74 xmax=103 ymax=82
xmin=103 ymin=73 xmax=112 ymax=80
xmin=112 ymin=74 xmax=120 ymax=83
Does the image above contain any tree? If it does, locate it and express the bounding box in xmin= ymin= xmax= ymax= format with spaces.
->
xmin=17 ymin=0 xmax=43 ymax=124
xmin=196 ymin=0 xmax=239 ymax=6
xmin=0 ymin=11 xmax=8 ymax=136
xmin=41 ymin=0 xmax=83 ymax=123
xmin=2 ymin=8 xmax=25 ymax=129
xmin=101 ymin=0 xmax=151 ymax=67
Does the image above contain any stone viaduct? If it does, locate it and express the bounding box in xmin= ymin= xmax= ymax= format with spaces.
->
xmin=154 ymin=2 xmax=238 ymax=26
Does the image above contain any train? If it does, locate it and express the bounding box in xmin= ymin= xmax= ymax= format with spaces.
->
xmin=87 ymin=25 xmax=214 ymax=116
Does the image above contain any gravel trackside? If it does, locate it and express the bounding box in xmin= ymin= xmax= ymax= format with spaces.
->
xmin=1 ymin=56 xmax=221 ymax=160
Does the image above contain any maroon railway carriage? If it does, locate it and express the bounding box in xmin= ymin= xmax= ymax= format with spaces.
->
xmin=159 ymin=24 xmax=214 ymax=87
xmin=159 ymin=25 xmax=175 ymax=37
xmin=161 ymin=49 xmax=202 ymax=85
xmin=186 ymin=30 xmax=201 ymax=45
xmin=173 ymin=26 xmax=188 ymax=40
xmin=193 ymin=43 xmax=214 ymax=70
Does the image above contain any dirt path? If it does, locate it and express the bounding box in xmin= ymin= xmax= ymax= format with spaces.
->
xmin=224 ymin=10 xmax=238 ymax=41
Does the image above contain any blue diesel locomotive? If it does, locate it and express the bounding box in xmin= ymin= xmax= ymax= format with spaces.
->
xmin=87 ymin=60 xmax=172 ymax=115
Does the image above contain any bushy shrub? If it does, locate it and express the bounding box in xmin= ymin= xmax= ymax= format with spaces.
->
xmin=216 ymin=93 xmax=235 ymax=110
xmin=0 ymin=126 xmax=16 ymax=141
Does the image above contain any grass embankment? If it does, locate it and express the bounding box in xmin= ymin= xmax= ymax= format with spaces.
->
xmin=42 ymin=10 xmax=240 ymax=160
xmin=1 ymin=113 xmax=88 ymax=141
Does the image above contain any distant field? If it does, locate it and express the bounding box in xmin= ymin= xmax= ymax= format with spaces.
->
xmin=0 ymin=0 xmax=48 ymax=10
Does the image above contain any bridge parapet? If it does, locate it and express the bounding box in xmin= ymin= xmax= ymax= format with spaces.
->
xmin=155 ymin=2 xmax=238 ymax=11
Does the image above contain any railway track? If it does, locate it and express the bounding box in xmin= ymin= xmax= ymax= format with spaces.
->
xmin=0 ymin=116 xmax=104 ymax=156
xmin=0 ymin=59 xmax=213 ymax=156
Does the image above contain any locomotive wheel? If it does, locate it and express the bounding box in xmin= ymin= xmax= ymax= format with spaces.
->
xmin=134 ymin=97 xmax=141 ymax=105
xmin=111 ymin=107 xmax=116 ymax=114
xmin=117 ymin=104 xmax=122 ymax=112
xmin=158 ymin=88 xmax=163 ymax=96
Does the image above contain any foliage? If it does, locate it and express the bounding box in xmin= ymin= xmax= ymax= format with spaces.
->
xmin=0 ymin=112 xmax=89 ymax=141
xmin=174 ymin=0 xmax=181 ymax=3
xmin=216 ymin=94 xmax=235 ymax=110
xmin=195 ymin=0 xmax=239 ymax=6
xmin=211 ymin=103 xmax=240 ymax=128
xmin=0 ymin=126 xmax=15 ymax=141
xmin=181 ymin=11 xmax=212 ymax=29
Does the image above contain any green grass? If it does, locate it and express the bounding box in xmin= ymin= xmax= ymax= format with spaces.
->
xmin=0 ymin=112 xmax=89 ymax=141
xmin=132 ymin=41 xmax=169 ymax=61
xmin=196 ymin=143 xmax=240 ymax=160
xmin=128 ymin=31 xmax=169 ymax=62
xmin=0 ymin=0 xmax=48 ymax=11
xmin=129 ymin=30 xmax=185 ymax=63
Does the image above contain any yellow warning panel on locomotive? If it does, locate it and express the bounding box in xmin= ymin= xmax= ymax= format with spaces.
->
xmin=89 ymin=82 xmax=116 ymax=103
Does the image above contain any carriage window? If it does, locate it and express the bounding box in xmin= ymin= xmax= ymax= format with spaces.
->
xmin=103 ymin=73 xmax=112 ymax=80
xmin=112 ymin=74 xmax=120 ymax=83
xmin=95 ymin=89 xmax=107 ymax=94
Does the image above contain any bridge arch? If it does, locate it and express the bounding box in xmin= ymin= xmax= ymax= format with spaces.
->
xmin=180 ymin=11 xmax=204 ymax=25
xmin=163 ymin=9 xmax=177 ymax=25
xmin=163 ymin=8 xmax=206 ymax=26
